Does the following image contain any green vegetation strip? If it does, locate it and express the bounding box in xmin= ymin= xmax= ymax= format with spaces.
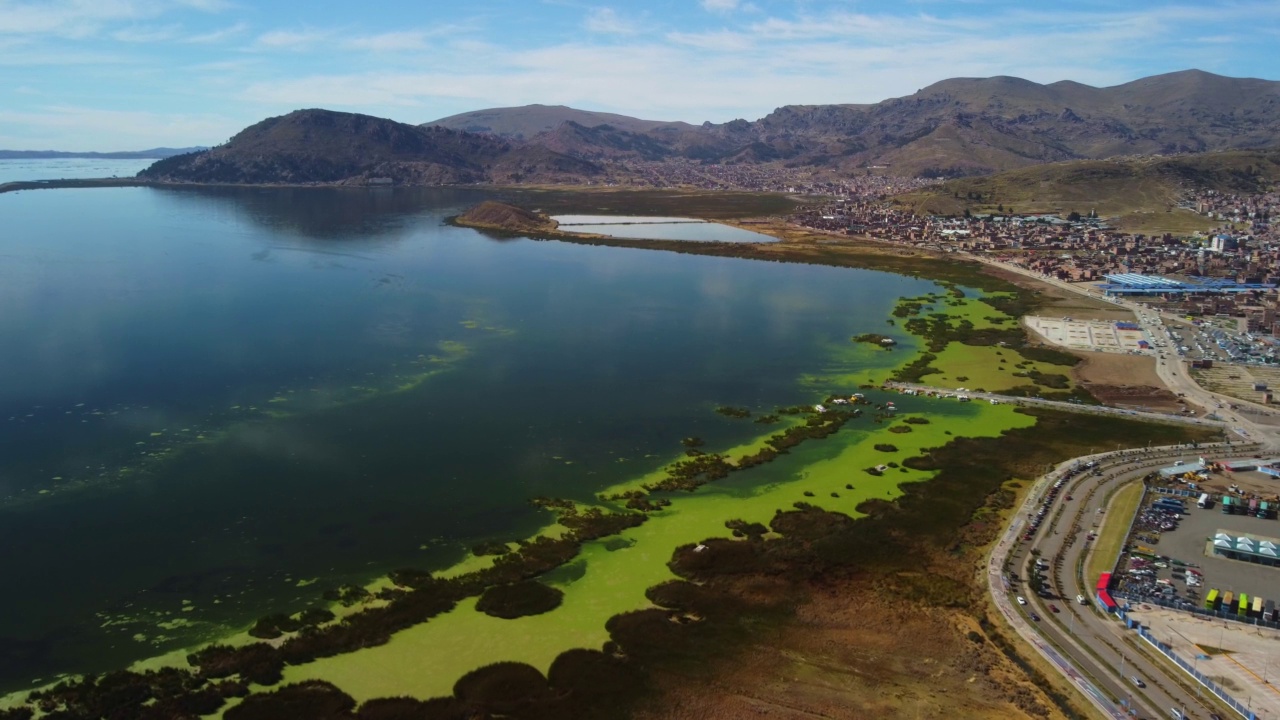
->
xmin=1085 ymin=482 xmax=1144 ymax=585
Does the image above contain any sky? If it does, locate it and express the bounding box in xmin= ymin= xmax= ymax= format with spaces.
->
xmin=1 ymin=0 xmax=1278 ymax=150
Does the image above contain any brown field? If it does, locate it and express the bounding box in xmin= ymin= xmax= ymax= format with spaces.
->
xmin=1072 ymin=353 xmax=1183 ymax=412
xmin=634 ymin=593 xmax=1071 ymax=720
xmin=1191 ymin=365 xmax=1280 ymax=407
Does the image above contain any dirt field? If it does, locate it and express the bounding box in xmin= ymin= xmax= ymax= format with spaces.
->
xmin=1191 ymin=365 xmax=1280 ymax=407
xmin=634 ymin=590 xmax=1075 ymax=720
xmin=1072 ymin=353 xmax=1183 ymax=412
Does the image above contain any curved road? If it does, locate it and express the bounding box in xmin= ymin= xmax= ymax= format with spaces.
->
xmin=887 ymin=248 xmax=1280 ymax=717
xmin=1002 ymin=444 xmax=1260 ymax=719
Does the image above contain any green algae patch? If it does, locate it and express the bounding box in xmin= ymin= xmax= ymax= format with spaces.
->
xmin=279 ymin=400 xmax=1031 ymax=702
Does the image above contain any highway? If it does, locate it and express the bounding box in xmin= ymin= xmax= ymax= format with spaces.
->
xmin=995 ymin=443 xmax=1259 ymax=719
xmin=917 ymin=256 xmax=1280 ymax=718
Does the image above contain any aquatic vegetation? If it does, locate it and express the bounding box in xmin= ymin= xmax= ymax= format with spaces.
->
xmin=475 ymin=581 xmax=564 ymax=619
xmin=851 ymin=333 xmax=894 ymax=347
xmin=713 ymin=406 xmax=751 ymax=419
xmin=471 ymin=540 xmax=512 ymax=557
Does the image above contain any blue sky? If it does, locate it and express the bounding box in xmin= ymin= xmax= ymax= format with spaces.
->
xmin=1 ymin=0 xmax=1277 ymax=150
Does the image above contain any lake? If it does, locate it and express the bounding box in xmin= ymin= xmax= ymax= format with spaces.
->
xmin=0 ymin=158 xmax=155 ymax=184
xmin=0 ymin=185 xmax=937 ymax=690
xmin=551 ymin=214 xmax=775 ymax=242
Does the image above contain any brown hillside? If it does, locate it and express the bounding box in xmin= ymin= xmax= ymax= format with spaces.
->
xmin=454 ymin=201 xmax=558 ymax=234
xmin=140 ymin=109 xmax=600 ymax=185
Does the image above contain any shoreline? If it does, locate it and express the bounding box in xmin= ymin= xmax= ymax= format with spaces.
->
xmin=0 ymin=185 xmax=1223 ymax=719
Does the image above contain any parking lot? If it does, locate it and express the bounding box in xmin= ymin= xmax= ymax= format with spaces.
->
xmin=1117 ymin=491 xmax=1280 ymax=615
xmin=1025 ymin=316 xmax=1149 ymax=353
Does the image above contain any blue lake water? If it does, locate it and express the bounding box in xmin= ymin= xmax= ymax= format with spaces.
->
xmin=0 ymin=185 xmax=934 ymax=689
xmin=0 ymin=158 xmax=154 ymax=184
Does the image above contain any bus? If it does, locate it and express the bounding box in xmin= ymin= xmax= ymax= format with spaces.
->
xmin=1252 ymin=596 xmax=1264 ymax=619
xmin=1204 ymin=589 xmax=1219 ymax=611
xmin=1239 ymin=593 xmax=1249 ymax=618
xmin=1222 ymin=591 xmax=1234 ymax=612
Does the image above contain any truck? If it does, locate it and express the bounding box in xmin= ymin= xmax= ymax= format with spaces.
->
xmin=1204 ymin=588 xmax=1219 ymax=611
xmin=1222 ymin=591 xmax=1234 ymax=612
xmin=1239 ymin=593 xmax=1249 ymax=618
xmin=1222 ymin=496 xmax=1235 ymax=514
xmin=1249 ymin=498 xmax=1260 ymax=516
xmin=1198 ymin=492 xmax=1212 ymax=509
xmin=1260 ymin=501 xmax=1273 ymax=519
xmin=1252 ymin=596 xmax=1264 ymax=619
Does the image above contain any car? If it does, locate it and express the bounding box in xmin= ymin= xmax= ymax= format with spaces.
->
xmin=1049 ymin=604 xmax=1059 ymax=613
xmin=1131 ymin=676 xmax=1146 ymax=688
xmin=1029 ymin=612 xmax=1040 ymax=621
xmin=1016 ymin=596 xmax=1027 ymax=605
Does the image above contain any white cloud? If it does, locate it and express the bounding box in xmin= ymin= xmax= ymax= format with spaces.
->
xmin=172 ymin=0 xmax=231 ymax=11
xmin=183 ymin=21 xmax=247 ymax=43
xmin=112 ymin=23 xmax=182 ymax=42
xmin=254 ymin=27 xmax=332 ymax=49
xmin=584 ymin=8 xmax=637 ymax=35
xmin=343 ymin=31 xmax=429 ymax=52
xmin=701 ymin=0 xmax=739 ymax=12
xmin=0 ymin=0 xmax=152 ymax=38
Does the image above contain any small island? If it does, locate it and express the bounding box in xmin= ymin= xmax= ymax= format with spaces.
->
xmin=453 ymin=201 xmax=561 ymax=235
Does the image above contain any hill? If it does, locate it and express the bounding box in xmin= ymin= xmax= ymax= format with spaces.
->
xmin=423 ymin=70 xmax=1280 ymax=178
xmin=425 ymin=104 xmax=693 ymax=139
xmin=453 ymin=200 xmax=560 ymax=234
xmin=139 ymin=109 xmax=600 ymax=185
xmin=895 ymin=149 xmax=1280 ymax=232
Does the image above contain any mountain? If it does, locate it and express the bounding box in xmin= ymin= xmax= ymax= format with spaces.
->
xmin=140 ymin=71 xmax=1280 ymax=187
xmin=0 ymin=147 xmax=204 ymax=159
xmin=139 ymin=109 xmax=600 ymax=185
xmin=423 ymin=70 xmax=1280 ymax=178
xmin=425 ymin=104 xmax=694 ymax=139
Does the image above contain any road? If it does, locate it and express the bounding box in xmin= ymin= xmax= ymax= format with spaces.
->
xmin=1002 ymin=444 xmax=1260 ymax=719
xmin=969 ymin=255 xmax=1280 ymax=449
xmin=917 ymin=256 xmax=1280 ymax=718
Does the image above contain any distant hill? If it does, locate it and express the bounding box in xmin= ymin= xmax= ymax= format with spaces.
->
xmin=0 ymin=148 xmax=204 ymax=159
xmin=137 ymin=70 xmax=1280 ymax=188
xmin=139 ymin=109 xmax=600 ymax=185
xmin=425 ymin=104 xmax=693 ymax=139
xmin=895 ymin=149 xmax=1280 ymax=232
xmin=423 ymin=70 xmax=1280 ymax=178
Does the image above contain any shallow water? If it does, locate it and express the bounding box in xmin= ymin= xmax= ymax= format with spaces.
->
xmin=0 ymin=185 xmax=935 ymax=689
xmin=551 ymin=214 xmax=775 ymax=242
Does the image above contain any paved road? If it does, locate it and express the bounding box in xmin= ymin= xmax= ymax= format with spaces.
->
xmin=984 ymin=443 xmax=1261 ymax=720
xmin=886 ymin=250 xmax=1280 ymax=717
xmin=969 ymin=256 xmax=1280 ymax=450
xmin=1024 ymin=447 xmax=1259 ymax=719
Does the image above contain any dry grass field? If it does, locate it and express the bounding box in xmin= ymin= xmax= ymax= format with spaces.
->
xmin=1190 ymin=365 xmax=1280 ymax=406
